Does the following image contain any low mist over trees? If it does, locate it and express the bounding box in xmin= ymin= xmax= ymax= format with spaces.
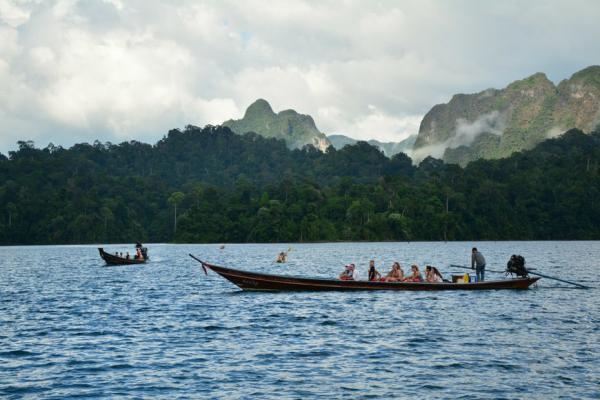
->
xmin=0 ymin=126 xmax=599 ymax=244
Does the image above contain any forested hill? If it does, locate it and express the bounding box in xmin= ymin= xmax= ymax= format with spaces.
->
xmin=0 ymin=126 xmax=599 ymax=244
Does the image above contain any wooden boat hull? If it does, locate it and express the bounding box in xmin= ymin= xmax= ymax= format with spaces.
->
xmin=191 ymin=257 xmax=540 ymax=291
xmin=99 ymin=247 xmax=147 ymax=266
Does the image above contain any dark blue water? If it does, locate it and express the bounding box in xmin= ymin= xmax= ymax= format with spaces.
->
xmin=1 ymin=242 xmax=599 ymax=399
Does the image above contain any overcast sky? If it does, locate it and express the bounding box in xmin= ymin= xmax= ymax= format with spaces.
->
xmin=1 ymin=0 xmax=599 ymax=153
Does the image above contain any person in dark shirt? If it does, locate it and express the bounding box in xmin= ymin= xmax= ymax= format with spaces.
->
xmin=368 ymin=260 xmax=381 ymax=281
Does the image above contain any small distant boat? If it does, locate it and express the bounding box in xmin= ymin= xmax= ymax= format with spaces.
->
xmin=98 ymin=247 xmax=148 ymax=266
xmin=189 ymin=256 xmax=540 ymax=291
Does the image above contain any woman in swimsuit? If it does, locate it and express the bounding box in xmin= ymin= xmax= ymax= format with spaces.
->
xmin=403 ymin=265 xmax=423 ymax=282
xmin=384 ymin=262 xmax=404 ymax=282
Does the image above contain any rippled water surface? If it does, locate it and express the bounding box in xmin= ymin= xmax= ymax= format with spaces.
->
xmin=1 ymin=242 xmax=599 ymax=399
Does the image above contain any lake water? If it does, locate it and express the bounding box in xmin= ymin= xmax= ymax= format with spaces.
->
xmin=1 ymin=242 xmax=599 ymax=399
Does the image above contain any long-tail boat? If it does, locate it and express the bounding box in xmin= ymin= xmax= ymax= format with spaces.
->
xmin=99 ymin=247 xmax=147 ymax=266
xmin=189 ymin=255 xmax=540 ymax=291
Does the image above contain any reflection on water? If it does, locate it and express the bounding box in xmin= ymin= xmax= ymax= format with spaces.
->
xmin=1 ymin=242 xmax=598 ymax=398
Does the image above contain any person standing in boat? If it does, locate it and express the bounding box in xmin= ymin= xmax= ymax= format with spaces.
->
xmin=471 ymin=247 xmax=486 ymax=282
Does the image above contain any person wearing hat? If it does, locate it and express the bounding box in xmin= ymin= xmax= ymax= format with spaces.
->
xmin=339 ymin=263 xmax=358 ymax=280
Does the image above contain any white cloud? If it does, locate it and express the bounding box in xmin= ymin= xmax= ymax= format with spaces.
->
xmin=0 ymin=0 xmax=31 ymax=27
xmin=0 ymin=0 xmax=600 ymax=153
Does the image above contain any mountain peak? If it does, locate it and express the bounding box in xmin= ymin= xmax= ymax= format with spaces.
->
xmin=506 ymin=72 xmax=553 ymax=91
xmin=244 ymin=98 xmax=275 ymax=119
xmin=567 ymin=65 xmax=600 ymax=84
xmin=223 ymin=99 xmax=330 ymax=151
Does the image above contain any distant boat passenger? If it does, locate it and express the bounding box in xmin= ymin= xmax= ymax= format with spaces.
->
xmin=368 ymin=260 xmax=382 ymax=281
xmin=383 ymin=262 xmax=404 ymax=282
xmin=425 ymin=266 xmax=443 ymax=283
xmin=432 ymin=266 xmax=444 ymax=282
xmin=339 ymin=264 xmax=354 ymax=281
xmin=135 ymin=247 xmax=144 ymax=260
xmin=126 ymin=252 xmax=130 ymax=260
xmin=339 ymin=264 xmax=357 ymax=280
xmin=403 ymin=265 xmax=423 ymax=282
xmin=471 ymin=247 xmax=486 ymax=282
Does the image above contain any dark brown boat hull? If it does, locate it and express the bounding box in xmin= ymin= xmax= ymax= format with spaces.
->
xmin=192 ymin=257 xmax=540 ymax=291
xmin=99 ymin=247 xmax=147 ymax=266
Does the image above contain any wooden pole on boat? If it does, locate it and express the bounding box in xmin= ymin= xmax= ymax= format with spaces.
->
xmin=189 ymin=254 xmax=208 ymax=275
xmin=449 ymin=264 xmax=589 ymax=289
xmin=526 ymin=271 xmax=589 ymax=289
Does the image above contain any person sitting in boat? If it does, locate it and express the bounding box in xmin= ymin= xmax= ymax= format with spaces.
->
xmin=126 ymin=252 xmax=130 ymax=260
xmin=403 ymin=265 xmax=423 ymax=282
xmin=135 ymin=247 xmax=144 ymax=260
xmin=425 ymin=265 xmax=443 ymax=283
xmin=432 ymin=266 xmax=445 ymax=282
xmin=368 ymin=260 xmax=382 ymax=281
xmin=383 ymin=262 xmax=404 ymax=282
xmin=339 ymin=264 xmax=357 ymax=280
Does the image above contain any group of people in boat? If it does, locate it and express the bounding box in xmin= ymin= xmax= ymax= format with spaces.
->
xmin=113 ymin=243 xmax=146 ymax=260
xmin=340 ymin=260 xmax=445 ymax=283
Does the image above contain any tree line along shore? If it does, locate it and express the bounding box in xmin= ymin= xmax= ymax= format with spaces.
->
xmin=0 ymin=125 xmax=599 ymax=244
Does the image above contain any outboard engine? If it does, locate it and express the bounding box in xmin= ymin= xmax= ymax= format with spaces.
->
xmin=506 ymin=254 xmax=527 ymax=277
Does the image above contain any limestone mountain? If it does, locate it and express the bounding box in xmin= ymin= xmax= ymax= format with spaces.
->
xmin=223 ymin=99 xmax=330 ymax=151
xmin=328 ymin=134 xmax=416 ymax=158
xmin=413 ymin=66 xmax=600 ymax=165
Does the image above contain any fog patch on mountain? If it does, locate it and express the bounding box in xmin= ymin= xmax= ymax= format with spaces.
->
xmin=411 ymin=111 xmax=505 ymax=162
xmin=545 ymin=126 xmax=566 ymax=139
